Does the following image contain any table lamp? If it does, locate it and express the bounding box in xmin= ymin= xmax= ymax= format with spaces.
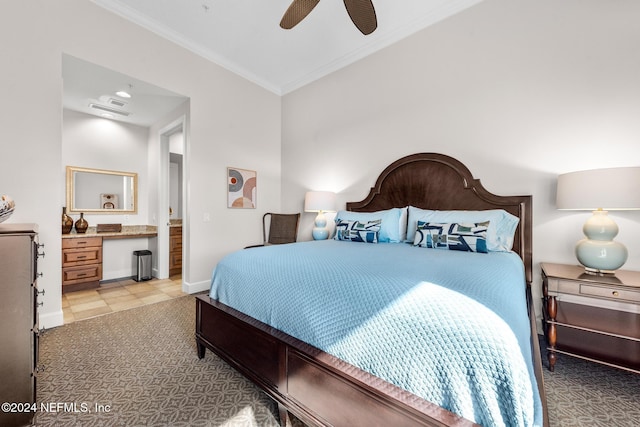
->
xmin=556 ymin=167 xmax=640 ymax=274
xmin=304 ymin=191 xmax=336 ymax=240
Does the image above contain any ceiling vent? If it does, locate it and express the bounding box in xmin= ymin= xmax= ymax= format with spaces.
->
xmin=107 ymin=97 xmax=128 ymax=108
xmin=89 ymin=103 xmax=131 ymax=117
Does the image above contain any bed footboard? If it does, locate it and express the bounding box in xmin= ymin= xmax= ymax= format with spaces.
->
xmin=195 ymin=295 xmax=475 ymax=427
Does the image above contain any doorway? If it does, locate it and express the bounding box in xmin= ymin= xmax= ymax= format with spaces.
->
xmin=61 ymin=54 xmax=190 ymax=301
xmin=157 ymin=117 xmax=186 ymax=282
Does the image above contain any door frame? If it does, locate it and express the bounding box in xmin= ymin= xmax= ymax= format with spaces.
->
xmin=157 ymin=116 xmax=186 ymax=280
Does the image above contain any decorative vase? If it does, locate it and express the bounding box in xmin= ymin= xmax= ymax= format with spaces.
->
xmin=74 ymin=212 xmax=88 ymax=234
xmin=62 ymin=207 xmax=73 ymax=234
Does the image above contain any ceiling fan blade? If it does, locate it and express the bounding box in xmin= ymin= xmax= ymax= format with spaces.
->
xmin=280 ymin=0 xmax=320 ymax=30
xmin=343 ymin=0 xmax=377 ymax=35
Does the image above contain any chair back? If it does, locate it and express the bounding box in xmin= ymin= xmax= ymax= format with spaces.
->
xmin=264 ymin=213 xmax=300 ymax=245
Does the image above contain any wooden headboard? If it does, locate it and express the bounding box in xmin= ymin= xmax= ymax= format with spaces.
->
xmin=346 ymin=153 xmax=533 ymax=286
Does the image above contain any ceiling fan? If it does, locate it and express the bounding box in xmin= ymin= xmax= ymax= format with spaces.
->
xmin=280 ymin=0 xmax=377 ymax=35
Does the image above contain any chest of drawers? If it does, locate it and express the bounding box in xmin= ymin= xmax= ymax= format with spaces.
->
xmin=62 ymin=236 xmax=103 ymax=293
xmin=0 ymin=224 xmax=41 ymax=427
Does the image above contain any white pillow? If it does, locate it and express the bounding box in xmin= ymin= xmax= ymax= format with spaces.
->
xmin=406 ymin=206 xmax=519 ymax=252
xmin=399 ymin=206 xmax=408 ymax=242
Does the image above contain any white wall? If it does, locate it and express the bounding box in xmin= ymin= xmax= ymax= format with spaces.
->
xmin=0 ymin=0 xmax=281 ymax=328
xmin=62 ymin=109 xmax=150 ymax=225
xmin=281 ymin=0 xmax=640 ymax=325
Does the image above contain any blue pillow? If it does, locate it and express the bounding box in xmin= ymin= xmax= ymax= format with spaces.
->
xmin=406 ymin=207 xmax=518 ymax=251
xmin=334 ymin=208 xmax=403 ymax=243
xmin=413 ymin=221 xmax=489 ymax=253
xmin=335 ymin=219 xmax=381 ymax=243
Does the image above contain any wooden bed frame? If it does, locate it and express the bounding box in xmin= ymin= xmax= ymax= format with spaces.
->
xmin=196 ymin=152 xmax=548 ymax=427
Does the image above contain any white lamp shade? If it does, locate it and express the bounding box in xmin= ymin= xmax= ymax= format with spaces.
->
xmin=556 ymin=167 xmax=640 ymax=273
xmin=556 ymin=167 xmax=640 ymax=211
xmin=304 ymin=191 xmax=336 ymax=212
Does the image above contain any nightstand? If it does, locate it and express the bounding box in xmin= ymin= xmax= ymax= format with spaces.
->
xmin=541 ymin=262 xmax=640 ymax=373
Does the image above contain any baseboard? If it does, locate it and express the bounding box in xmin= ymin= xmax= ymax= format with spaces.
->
xmin=39 ymin=309 xmax=64 ymax=330
xmin=183 ymin=279 xmax=209 ymax=294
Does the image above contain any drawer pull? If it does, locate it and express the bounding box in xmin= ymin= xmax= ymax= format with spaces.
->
xmin=612 ymin=291 xmax=619 ymax=297
xmin=76 ymin=255 xmax=87 ymax=259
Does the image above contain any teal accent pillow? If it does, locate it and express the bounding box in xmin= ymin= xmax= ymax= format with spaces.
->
xmin=413 ymin=221 xmax=489 ymax=253
xmin=335 ymin=219 xmax=381 ymax=243
xmin=334 ymin=208 xmax=403 ymax=243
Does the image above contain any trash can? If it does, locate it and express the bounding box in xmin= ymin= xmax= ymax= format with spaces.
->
xmin=133 ymin=250 xmax=152 ymax=282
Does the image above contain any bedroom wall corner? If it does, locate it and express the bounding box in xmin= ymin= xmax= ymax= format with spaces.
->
xmin=281 ymin=0 xmax=640 ymax=327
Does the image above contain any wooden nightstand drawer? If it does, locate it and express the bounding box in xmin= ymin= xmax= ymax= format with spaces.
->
xmin=580 ymin=283 xmax=640 ymax=303
xmin=549 ymin=277 xmax=640 ymax=303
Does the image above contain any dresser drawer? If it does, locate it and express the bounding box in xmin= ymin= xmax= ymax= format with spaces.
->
xmin=62 ymin=264 xmax=102 ymax=285
xmin=62 ymin=246 xmax=102 ymax=266
xmin=580 ymin=283 xmax=640 ymax=303
xmin=548 ymin=277 xmax=640 ymax=304
xmin=62 ymin=236 xmax=102 ymax=249
xmin=170 ymin=252 xmax=182 ymax=268
xmin=170 ymin=235 xmax=182 ymax=252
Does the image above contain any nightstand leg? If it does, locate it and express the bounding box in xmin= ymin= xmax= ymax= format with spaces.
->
xmin=547 ymin=296 xmax=557 ymax=371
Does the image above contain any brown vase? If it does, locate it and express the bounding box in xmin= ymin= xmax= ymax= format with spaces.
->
xmin=74 ymin=212 xmax=88 ymax=234
xmin=62 ymin=207 xmax=73 ymax=234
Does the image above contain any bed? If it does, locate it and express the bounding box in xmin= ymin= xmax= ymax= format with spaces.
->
xmin=195 ymin=152 xmax=548 ymax=427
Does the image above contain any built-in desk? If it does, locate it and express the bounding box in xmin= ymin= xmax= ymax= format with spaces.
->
xmin=62 ymin=225 xmax=158 ymax=293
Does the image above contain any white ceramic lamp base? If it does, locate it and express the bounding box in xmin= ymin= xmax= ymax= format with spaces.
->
xmin=576 ymin=210 xmax=628 ymax=273
xmin=312 ymin=211 xmax=329 ymax=240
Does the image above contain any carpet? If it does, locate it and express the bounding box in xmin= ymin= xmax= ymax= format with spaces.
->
xmin=36 ymin=295 xmax=640 ymax=426
xmin=36 ymin=295 xmax=280 ymax=427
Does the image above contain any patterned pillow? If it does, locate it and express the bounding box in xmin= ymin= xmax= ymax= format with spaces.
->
xmin=413 ymin=221 xmax=489 ymax=253
xmin=335 ymin=219 xmax=381 ymax=243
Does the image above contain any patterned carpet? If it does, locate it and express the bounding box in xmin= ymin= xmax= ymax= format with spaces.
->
xmin=36 ymin=295 xmax=640 ymax=426
xmin=541 ymin=348 xmax=640 ymax=426
xmin=37 ymin=295 xmax=280 ymax=427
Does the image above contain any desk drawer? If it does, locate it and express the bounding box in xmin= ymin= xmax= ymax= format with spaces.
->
xmin=62 ymin=264 xmax=102 ymax=285
xmin=580 ymin=283 xmax=640 ymax=304
xmin=62 ymin=236 xmax=102 ymax=249
xmin=62 ymin=246 xmax=102 ymax=266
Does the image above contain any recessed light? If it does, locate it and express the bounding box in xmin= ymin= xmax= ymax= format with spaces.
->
xmin=101 ymin=113 xmax=115 ymax=119
xmin=116 ymin=90 xmax=131 ymax=98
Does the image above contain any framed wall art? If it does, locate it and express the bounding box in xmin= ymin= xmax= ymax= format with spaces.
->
xmin=227 ymin=167 xmax=256 ymax=208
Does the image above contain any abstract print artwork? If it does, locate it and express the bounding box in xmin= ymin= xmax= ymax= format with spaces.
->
xmin=228 ymin=168 xmax=257 ymax=208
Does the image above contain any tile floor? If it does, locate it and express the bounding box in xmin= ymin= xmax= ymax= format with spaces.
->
xmin=62 ymin=275 xmax=186 ymax=324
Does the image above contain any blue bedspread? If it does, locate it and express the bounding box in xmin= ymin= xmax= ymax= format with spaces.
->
xmin=210 ymin=240 xmax=543 ymax=427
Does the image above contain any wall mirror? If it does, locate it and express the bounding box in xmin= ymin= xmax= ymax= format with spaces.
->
xmin=66 ymin=166 xmax=138 ymax=214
